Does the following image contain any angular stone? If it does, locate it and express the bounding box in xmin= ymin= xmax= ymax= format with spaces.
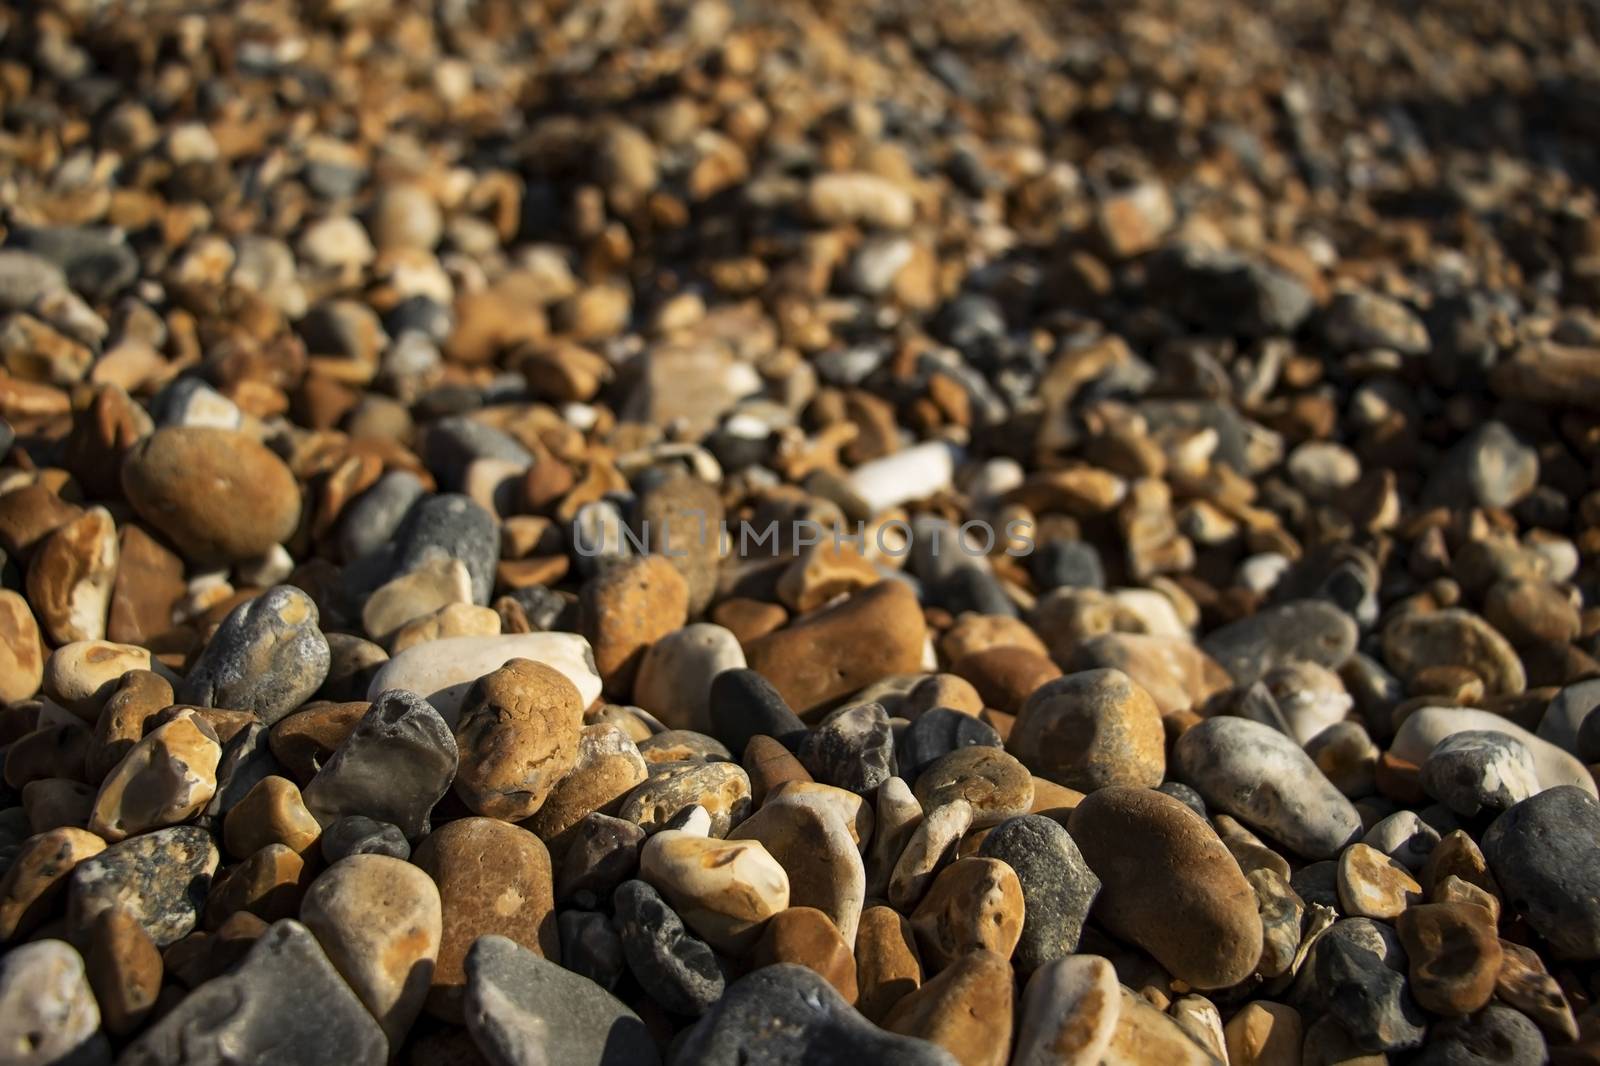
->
xmin=802 ymin=701 xmax=897 ymax=797
xmin=27 ymin=506 xmax=117 ymax=645
xmin=884 ymin=949 xmax=1014 ymax=1066
xmin=619 ymin=760 xmax=750 ymax=837
xmin=1336 ymin=843 xmax=1422 ymax=920
xmin=0 ymin=826 xmax=105 ymax=940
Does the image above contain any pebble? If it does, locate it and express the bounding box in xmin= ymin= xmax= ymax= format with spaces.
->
xmin=0 ymin=826 xmax=104 ymax=940
xmin=0 ymin=590 xmax=43 ymax=704
xmin=1068 ymin=786 xmax=1263 ymax=989
xmin=84 ymin=905 xmax=162 ymax=1037
xmin=28 ymin=506 xmax=118 ymax=645
xmin=634 ymin=623 xmax=747 ymax=734
xmin=555 ymin=813 xmax=644 ymax=905
xmin=68 ymin=825 xmax=219 ymax=947
xmin=362 ymin=559 xmax=473 ymax=643
xmin=1100 ymin=987 xmax=1220 ymax=1065
xmin=1224 ymin=1002 xmax=1303 ymax=1066
xmin=612 ymin=879 xmax=723 ymax=1017
xmin=452 ymin=658 xmax=583 ymax=820
xmin=1413 ymin=1005 xmax=1546 ymax=1066
xmin=639 ymin=829 xmax=789 ymax=953
xmin=976 ymin=814 xmax=1099 ymax=971
xmin=414 ymin=817 xmax=559 ymax=1020
xmin=731 ymin=795 xmax=865 ymax=944
xmin=581 ymin=555 xmax=689 ymax=698
xmin=909 ymin=857 xmax=1024 ymax=970
xmin=89 ymin=707 xmax=221 ymax=841
xmin=120 ymin=920 xmax=386 ymax=1066
xmin=1010 ymin=955 xmax=1120 ymax=1066
xmin=1391 ymin=707 xmax=1596 ymax=796
xmin=855 ymin=904 xmax=924 ymax=1023
xmin=750 ymin=906 xmax=859 ymax=1002
xmin=1336 ymin=842 xmax=1422 ymax=920
xmin=1009 ymin=668 xmax=1165 ymax=791
xmin=911 ymin=746 xmax=1033 ymax=827
xmin=365 ymin=633 xmax=603 ymax=726
xmin=320 ymin=815 xmax=410 ymax=863
xmin=0 ymin=939 xmax=108 ymax=1066
xmin=224 ymin=775 xmax=321 ymax=858
xmin=1065 ymin=633 xmax=1230 ymax=716
xmin=528 ymin=722 xmax=649 ymax=846
xmin=1299 ymin=917 xmax=1426 ymax=1052
xmin=1199 ymin=600 xmax=1359 ymax=686
xmin=299 ymin=854 xmax=443 ymax=1049
xmin=1421 ymin=730 xmax=1540 ymax=817
xmin=890 ymin=798 xmax=973 ymax=910
xmin=182 ymin=585 xmax=331 ymax=725
xmin=620 ymin=760 xmax=751 ymax=837
xmin=1381 ymin=609 xmax=1527 ymax=696
xmin=897 ymin=709 xmax=1000 ymax=786
xmin=1494 ymin=939 xmax=1578 ymax=1042
xmin=1395 ymin=901 xmax=1502 ymax=1016
xmin=707 ymin=669 xmax=807 ymax=758
xmin=463 ymin=934 xmax=659 ymax=1066
xmin=121 ymin=428 xmax=301 ymax=564
xmin=1481 ymin=785 xmax=1600 ymax=959
xmin=884 ymin=949 xmax=1014 ymax=1066
xmin=1175 ymin=716 xmax=1362 ymax=859
xmin=303 ymin=688 xmax=458 ymax=841
xmin=675 ymin=962 xmax=957 ymax=1066
xmin=802 ymin=701 xmax=898 ymax=796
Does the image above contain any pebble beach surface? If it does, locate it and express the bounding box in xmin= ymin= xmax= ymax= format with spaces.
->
xmin=3 ymin=0 xmax=1600 ymax=1063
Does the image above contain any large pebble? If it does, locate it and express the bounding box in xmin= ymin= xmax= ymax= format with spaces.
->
xmin=1008 ymin=668 xmax=1164 ymax=790
xmin=89 ymin=708 xmax=221 ymax=841
xmin=1391 ymin=707 xmax=1596 ymax=796
xmin=453 ymin=658 xmax=583 ymax=820
xmin=909 ymin=857 xmax=1024 ymax=970
xmin=731 ymin=797 xmax=865 ymax=944
xmin=1068 ymin=786 xmax=1263 ymax=989
xmin=883 ymin=949 xmax=1014 ymax=1066
xmin=977 ymin=815 xmax=1099 ymax=971
xmin=0 ymin=939 xmax=107 ymax=1066
xmin=366 ymin=633 xmax=602 ymax=726
xmin=1175 ymin=716 xmax=1362 ymax=859
xmin=707 ymin=669 xmax=807 ymax=758
xmin=620 ymin=760 xmax=751 ymax=837
xmin=391 ymin=493 xmax=499 ymax=605
xmin=1381 ymin=609 xmax=1526 ymax=695
xmin=1422 ymin=730 xmax=1540 ymax=816
xmin=121 ymin=427 xmax=301 ymax=564
xmin=300 ymin=855 xmax=442 ymax=1049
xmin=464 ymin=934 xmax=659 ymax=1066
xmin=0 ymin=826 xmax=105 ymax=940
xmin=68 ymin=825 xmax=218 ymax=947
xmin=120 ymin=920 xmax=386 ymax=1065
xmin=1395 ymin=901 xmax=1501 ymax=1016
xmin=581 ymin=554 xmax=689 ymax=698
xmin=912 ymin=746 xmax=1033 ymax=827
xmin=640 ymin=829 xmax=789 ymax=953
xmin=750 ymin=906 xmax=859 ymax=1002
xmin=1299 ymin=917 xmax=1425 ymax=1053
xmin=1199 ymin=600 xmax=1358 ymax=685
xmin=673 ymin=962 xmax=957 ymax=1066
xmin=527 ymin=723 xmax=649 ymax=846
xmin=1482 ymin=785 xmax=1600 ymax=959
xmin=182 ymin=586 xmax=331 ymax=725
xmin=634 ymin=623 xmax=746 ymax=733
xmin=302 ymin=688 xmax=458 ymax=841
xmin=1011 ymin=955 xmax=1120 ymax=1066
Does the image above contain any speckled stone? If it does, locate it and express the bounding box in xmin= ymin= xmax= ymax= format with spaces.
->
xmin=802 ymin=701 xmax=898 ymax=796
xmin=181 ymin=586 xmax=331 ymax=725
xmin=68 ymin=825 xmax=219 ymax=947
xmin=977 ymin=815 xmax=1100 ymax=971
xmin=619 ymin=760 xmax=751 ymax=837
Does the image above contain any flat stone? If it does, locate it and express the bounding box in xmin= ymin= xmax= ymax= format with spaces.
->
xmin=1068 ymin=786 xmax=1262 ymax=989
xmin=463 ymin=934 xmax=659 ymax=1066
xmin=1008 ymin=668 xmax=1165 ymax=791
xmin=181 ymin=585 xmax=331 ymax=726
xmin=413 ymin=817 xmax=558 ymax=1020
xmin=673 ymin=962 xmax=957 ymax=1066
xmin=1175 ymin=716 xmax=1362 ymax=859
xmin=119 ymin=920 xmax=386 ymax=1065
xmin=366 ymin=633 xmax=602 ymax=727
xmin=0 ymin=939 xmax=107 ymax=1066
xmin=612 ymin=878 xmax=723 ymax=1016
xmin=639 ymin=829 xmax=788 ymax=954
xmin=1336 ymin=842 xmax=1422 ymax=920
xmin=977 ymin=814 xmax=1099 ymax=971
xmin=302 ymin=688 xmax=458 ymax=841
xmin=84 ymin=905 xmax=162 ymax=1037
xmin=68 ymin=825 xmax=219 ymax=947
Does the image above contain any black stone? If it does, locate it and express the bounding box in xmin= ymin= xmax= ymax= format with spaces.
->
xmin=1412 ymin=1004 xmax=1547 ymax=1066
xmin=1482 ymin=785 xmax=1600 ymax=960
xmin=1031 ymin=539 xmax=1104 ymax=591
xmin=1300 ymin=917 xmax=1426 ymax=1052
xmin=896 ymin=708 xmax=1000 ymax=784
xmin=708 ymin=670 xmax=807 ymax=757
xmin=977 ymin=815 xmax=1100 ymax=971
xmin=320 ymin=816 xmax=411 ymax=863
xmin=421 ymin=416 xmax=534 ymax=492
xmin=934 ymin=566 xmax=1014 ymax=618
xmin=338 ymin=471 xmax=426 ymax=565
xmin=558 ymin=910 xmax=630 ymax=992
xmin=612 ymin=880 xmax=724 ymax=1016
xmin=557 ymin=814 xmax=645 ymax=907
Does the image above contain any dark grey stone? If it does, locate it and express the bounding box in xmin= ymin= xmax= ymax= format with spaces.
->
xmin=934 ymin=567 xmax=1014 ymax=618
xmin=320 ymin=815 xmax=411 ymax=863
xmin=181 ymin=586 xmax=331 ymax=726
xmin=200 ymin=718 xmax=283 ymax=821
xmin=558 ymin=910 xmax=629 ymax=991
xmin=1422 ymin=731 xmax=1540 ymax=818
xmin=422 ymin=416 xmax=534 ymax=491
xmin=8 ymin=226 xmax=139 ymax=300
xmin=709 ymin=669 xmax=807 ymax=757
xmin=1156 ymin=781 xmax=1207 ymax=819
xmin=1412 ymin=1004 xmax=1547 ymax=1066
xmin=68 ymin=826 xmax=219 ymax=948
xmin=392 ymin=493 xmax=499 ymax=605
xmin=896 ymin=708 xmax=1000 ymax=784
xmin=1031 ymin=539 xmax=1104 ymax=591
xmin=1199 ymin=599 xmax=1359 ymax=686
xmin=801 ymin=702 xmax=897 ymax=797
xmin=671 ymin=963 xmax=958 ymax=1066
xmin=556 ymin=813 xmax=644 ymax=907
xmin=338 ymin=470 xmax=426 ymax=564
xmin=977 ymin=815 xmax=1100 ymax=970
xmin=302 ymin=688 xmax=458 ymax=841
xmin=1483 ymin=785 xmax=1600 ymax=960
xmin=464 ymin=934 xmax=658 ymax=1066
xmin=1299 ymin=917 xmax=1426 ymax=1053
xmin=120 ymin=920 xmax=387 ymax=1065
xmin=612 ymin=879 xmax=723 ymax=1016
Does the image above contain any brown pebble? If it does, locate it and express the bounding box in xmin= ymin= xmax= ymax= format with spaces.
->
xmin=453 ymin=658 xmax=584 ymax=821
xmin=223 ymin=775 xmax=321 ymax=859
xmin=267 ymin=700 xmax=368 ymax=783
xmin=909 ymin=856 xmax=1025 ymax=971
xmin=1009 ymin=667 xmax=1165 ymax=791
xmin=85 ymin=905 xmax=163 ymax=1036
xmin=911 ymin=746 xmax=1034 ymax=827
xmin=950 ymin=646 xmax=1062 ymax=715
xmin=743 ymin=734 xmax=812 ymax=805
xmin=580 ymin=555 xmax=689 ymax=698
xmin=524 ymin=722 xmax=649 ymax=849
xmin=87 ymin=669 xmax=175 ymax=785
xmin=202 ymin=842 xmax=307 ymax=930
xmin=0 ymin=589 xmax=44 ymax=703
xmin=711 ymin=598 xmax=788 ymax=646
xmin=1396 ymin=901 xmax=1503 ymax=1016
xmin=856 ymin=904 xmax=924 ymax=1024
xmin=884 ymin=948 xmax=1014 ymax=1066
xmin=750 ymin=905 xmax=858 ymax=1003
xmin=0 ymin=826 xmax=105 ymax=940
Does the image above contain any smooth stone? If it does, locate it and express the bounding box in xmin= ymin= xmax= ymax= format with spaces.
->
xmin=1300 ymin=917 xmax=1425 ymax=1052
xmin=267 ymin=701 xmax=368 ymax=783
xmin=1101 ymin=987 xmax=1221 ymax=1065
xmin=1425 ymin=422 xmax=1540 ymax=511
xmin=120 ymin=427 xmax=300 ymax=564
xmin=0 ymin=939 xmax=107 ymax=1066
xmin=750 ymin=906 xmax=858 ymax=1003
xmin=1422 ymin=730 xmax=1540 ymax=817
xmin=911 ymin=746 xmax=1032 ymax=827
xmin=1200 ymin=600 xmax=1359 ymax=686
xmin=339 ymin=471 xmax=426 ymax=563
xmin=730 ymin=798 xmax=865 ymax=944
xmin=1011 ymin=955 xmax=1120 ymax=1066
xmin=300 ymin=855 xmax=441 ymax=1049
xmin=856 ymin=905 xmax=924 ymax=1024
xmin=560 ymin=909 xmax=629 ymax=991
xmin=0 ymin=827 xmax=104 ymax=939
xmin=320 ymin=815 xmax=409 ymax=862
xmin=890 ymin=799 xmax=973 ymax=910
xmin=1495 ymin=940 xmax=1578 ymax=1042
xmin=1539 ymin=678 xmax=1600 ymax=757
xmin=802 ymin=701 xmax=897 ymax=796
xmin=909 ymin=857 xmax=1024 ymax=971
xmin=633 ymin=624 xmax=746 ymax=734
xmin=452 ymin=658 xmax=583 ymax=820
xmin=88 ymin=709 xmax=220 ymax=842
xmin=526 ymin=723 xmax=649 ymax=847
xmin=119 ymin=920 xmax=386 ymax=1065
xmin=1306 ymin=720 xmax=1380 ymax=798
xmin=745 ymin=582 xmax=928 ymax=715
xmin=27 ymin=507 xmax=117 ymax=645
xmin=639 ymin=829 xmax=788 ymax=954
xmin=866 ymin=777 xmax=923 ymax=898
xmin=581 ymin=555 xmax=689 ymax=698
xmin=977 ymin=814 xmax=1099 ymax=971
xmin=202 ymin=842 xmax=306 ymax=930
xmin=612 ymin=879 xmax=723 ymax=1016
xmin=1482 ymin=786 xmax=1600 ymax=959
xmin=897 ymin=709 xmax=1000 ymax=784
xmin=674 ymin=962 xmax=956 ymax=1066
xmin=1009 ymin=668 xmax=1165 ymax=791
xmin=68 ymin=825 xmax=218 ymax=947
xmin=1362 ymin=810 xmax=1439 ymax=873
xmin=555 ymin=813 xmax=644 ymax=905
xmin=845 ymin=441 xmax=958 ymax=514
xmin=0 ymin=590 xmax=43 ymax=704
xmin=707 ymin=669 xmax=806 ymax=758
xmin=182 ymin=586 xmax=331 ymax=725
xmin=1412 ymin=1005 xmax=1546 ymax=1066
xmin=1224 ymin=1002 xmax=1303 ymax=1066
xmin=764 ymin=781 xmax=873 ymax=846
xmin=1336 ymin=843 xmax=1422 ymax=920
xmin=744 ymin=734 xmax=812 ymax=806
xmin=635 ymin=474 xmax=723 ymax=616
xmin=620 ymin=761 xmax=751 ymax=837
xmin=1175 ymin=716 xmax=1362 ymax=859
xmin=1065 ymin=633 xmax=1230 ymax=716
xmin=464 ymin=934 xmax=659 ymax=1066
xmin=1265 ymin=661 xmax=1355 ymax=746
xmin=883 ymin=949 xmax=1014 ymax=1066
xmin=42 ymin=640 xmax=161 ymax=722
xmin=391 ymin=494 xmax=498 ymax=605
xmin=318 ymin=635 xmax=389 ymax=703
xmin=361 ymin=559 xmax=472 ymax=643
xmin=1391 ymin=708 xmax=1596 ymax=797
xmin=366 ymin=633 xmax=603 ymax=727
xmin=1068 ymin=786 xmax=1263 ymax=989
xmin=302 ymin=689 xmax=458 ymax=841
xmin=84 ymin=906 xmax=161 ymax=1037
xmin=1381 ymin=610 xmax=1527 ymax=696
xmin=224 ymin=775 xmax=320 ymax=859
xmin=391 ymin=603 xmax=500 ymax=653
xmin=1395 ymin=901 xmax=1502 ymax=1016
xmin=413 ymin=818 xmax=557 ymax=1021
